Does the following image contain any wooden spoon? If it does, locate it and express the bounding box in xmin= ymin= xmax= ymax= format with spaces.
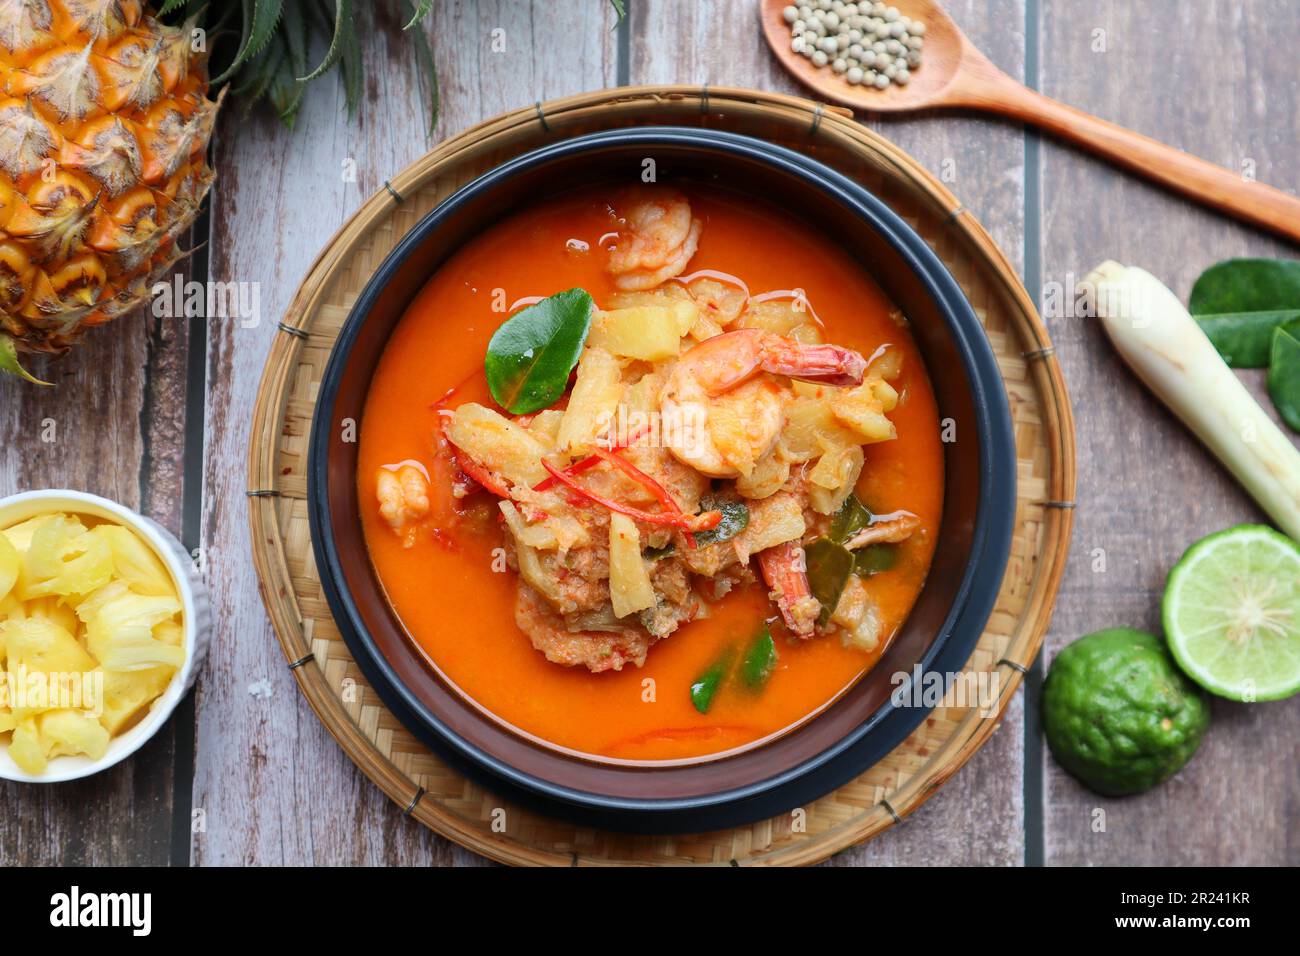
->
xmin=761 ymin=0 xmax=1300 ymax=245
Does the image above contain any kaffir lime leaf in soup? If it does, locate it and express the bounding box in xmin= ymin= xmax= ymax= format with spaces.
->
xmin=1162 ymin=524 xmax=1300 ymax=701
xmin=485 ymin=289 xmax=594 ymax=415
xmin=1042 ymin=628 xmax=1210 ymax=797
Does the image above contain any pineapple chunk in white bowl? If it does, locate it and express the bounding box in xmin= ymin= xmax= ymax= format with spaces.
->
xmin=0 ymin=490 xmax=210 ymax=783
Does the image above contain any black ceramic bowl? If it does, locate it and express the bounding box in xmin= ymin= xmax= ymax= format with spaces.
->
xmin=309 ymin=127 xmax=1016 ymax=833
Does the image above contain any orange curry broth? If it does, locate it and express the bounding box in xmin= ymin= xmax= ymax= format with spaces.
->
xmin=358 ymin=187 xmax=944 ymax=762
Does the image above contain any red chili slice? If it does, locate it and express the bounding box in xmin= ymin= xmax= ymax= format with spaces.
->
xmin=449 ymin=445 xmax=511 ymax=498
xmin=540 ymin=461 xmax=721 ymax=533
xmin=593 ymin=449 xmax=682 ymax=514
xmin=592 ymin=448 xmax=701 ymax=549
xmin=532 ymin=423 xmax=653 ymax=492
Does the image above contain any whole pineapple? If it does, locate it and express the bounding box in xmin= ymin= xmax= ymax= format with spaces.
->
xmin=0 ymin=0 xmax=616 ymax=382
xmin=0 ymin=0 xmax=217 ymax=371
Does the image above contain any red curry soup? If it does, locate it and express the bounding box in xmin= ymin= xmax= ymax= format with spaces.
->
xmin=358 ymin=184 xmax=944 ymax=762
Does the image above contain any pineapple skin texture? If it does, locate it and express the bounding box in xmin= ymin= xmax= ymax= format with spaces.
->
xmin=0 ymin=0 xmax=217 ymax=353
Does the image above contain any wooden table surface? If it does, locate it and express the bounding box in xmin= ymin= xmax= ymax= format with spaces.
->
xmin=2 ymin=0 xmax=1297 ymax=867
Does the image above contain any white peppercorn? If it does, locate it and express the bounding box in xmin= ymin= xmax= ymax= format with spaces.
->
xmin=783 ymin=1 xmax=925 ymax=89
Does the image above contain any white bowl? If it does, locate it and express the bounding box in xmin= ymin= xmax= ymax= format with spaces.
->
xmin=0 ymin=490 xmax=210 ymax=783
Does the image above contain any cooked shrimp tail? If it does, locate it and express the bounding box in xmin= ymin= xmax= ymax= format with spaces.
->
xmin=757 ymin=541 xmax=820 ymax=638
xmin=757 ymin=336 xmax=868 ymax=389
xmin=678 ymin=329 xmax=866 ymax=395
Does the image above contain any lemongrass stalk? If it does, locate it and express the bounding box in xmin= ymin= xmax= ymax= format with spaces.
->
xmin=1085 ymin=261 xmax=1300 ymax=540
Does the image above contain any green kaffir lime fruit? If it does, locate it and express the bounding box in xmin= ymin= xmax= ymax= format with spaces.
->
xmin=1042 ymin=628 xmax=1210 ymax=797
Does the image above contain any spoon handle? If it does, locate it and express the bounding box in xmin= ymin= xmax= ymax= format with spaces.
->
xmin=967 ymin=77 xmax=1300 ymax=245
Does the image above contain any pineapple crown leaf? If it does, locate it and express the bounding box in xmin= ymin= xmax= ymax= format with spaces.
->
xmin=400 ymin=0 xmax=439 ymax=134
xmin=270 ymin=2 xmax=310 ymax=124
xmin=170 ymin=0 xmax=621 ymax=133
xmin=210 ymin=0 xmax=285 ymax=85
xmin=297 ymin=0 xmax=352 ymax=84
xmin=231 ymin=27 xmax=287 ymax=109
xmin=280 ymin=2 xmax=310 ymax=77
xmin=244 ymin=0 xmax=287 ymax=59
xmin=337 ymin=4 xmax=363 ymax=114
xmin=0 ymin=335 xmax=51 ymax=386
xmin=402 ymin=0 xmax=433 ymax=31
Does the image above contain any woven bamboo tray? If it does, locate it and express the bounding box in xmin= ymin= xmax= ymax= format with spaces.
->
xmin=247 ymin=86 xmax=1075 ymax=866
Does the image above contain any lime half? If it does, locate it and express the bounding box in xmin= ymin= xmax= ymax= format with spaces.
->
xmin=1163 ymin=525 xmax=1300 ymax=701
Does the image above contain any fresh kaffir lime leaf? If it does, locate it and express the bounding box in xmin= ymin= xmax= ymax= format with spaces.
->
xmin=484 ymin=288 xmax=593 ymax=415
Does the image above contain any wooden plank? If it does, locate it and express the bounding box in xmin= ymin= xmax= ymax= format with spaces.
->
xmin=193 ymin=0 xmax=617 ymax=865
xmin=839 ymin=0 xmax=1030 ymax=868
xmin=0 ymin=304 xmax=190 ymax=864
xmin=633 ymin=0 xmax=1029 ymax=866
xmin=1038 ymin=0 xmax=1300 ymax=866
